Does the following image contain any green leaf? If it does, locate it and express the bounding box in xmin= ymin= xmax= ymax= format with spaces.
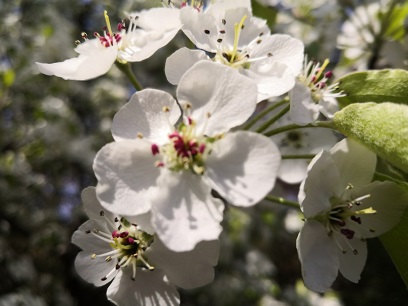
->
xmin=381 ymin=207 xmax=408 ymax=287
xmin=333 ymin=102 xmax=408 ymax=173
xmin=336 ymin=69 xmax=408 ymax=107
xmin=384 ymin=3 xmax=408 ymax=41
xmin=253 ymin=1 xmax=277 ymax=29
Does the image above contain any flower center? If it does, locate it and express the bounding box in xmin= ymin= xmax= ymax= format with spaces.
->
xmin=75 ymin=11 xmax=124 ymax=48
xmin=86 ymin=212 xmax=154 ymax=281
xmin=316 ymin=185 xmax=376 ymax=255
xmin=209 ymin=15 xmax=272 ymax=69
xmin=298 ymin=58 xmax=344 ymax=103
xmin=151 ymin=106 xmax=216 ymax=175
xmin=280 ymin=131 xmax=304 ymax=149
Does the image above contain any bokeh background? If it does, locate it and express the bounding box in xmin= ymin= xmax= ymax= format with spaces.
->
xmin=1 ymin=0 xmax=407 ymax=305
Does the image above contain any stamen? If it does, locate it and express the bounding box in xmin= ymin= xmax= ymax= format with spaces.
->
xmin=139 ymin=255 xmax=155 ymax=271
xmin=104 ymin=10 xmax=114 ymax=38
xmin=354 ymin=207 xmax=376 ymax=215
xmin=131 ymin=261 xmax=137 ymax=281
xmin=230 ymin=15 xmax=248 ymax=63
xmin=314 ymin=59 xmax=329 ymax=81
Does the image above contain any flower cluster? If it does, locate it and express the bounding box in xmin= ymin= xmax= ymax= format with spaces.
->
xmin=35 ymin=0 xmax=408 ymax=304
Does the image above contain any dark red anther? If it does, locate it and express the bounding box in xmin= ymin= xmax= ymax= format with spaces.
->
xmin=169 ymin=131 xmax=180 ymax=139
xmin=118 ymin=22 xmax=126 ymax=31
xmin=351 ymin=216 xmax=362 ymax=224
xmin=151 ymin=144 xmax=160 ymax=156
xmin=199 ymin=143 xmax=206 ymax=154
xmin=119 ymin=231 xmax=129 ymax=238
xmin=335 ymin=220 xmax=346 ymax=227
xmin=340 ymin=228 xmax=355 ymax=239
xmin=112 ymin=230 xmax=120 ymax=238
xmin=325 ymin=71 xmax=333 ymax=78
xmin=127 ymin=237 xmax=135 ymax=244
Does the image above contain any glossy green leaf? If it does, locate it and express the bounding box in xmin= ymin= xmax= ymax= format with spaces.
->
xmin=336 ymin=69 xmax=408 ymax=107
xmin=381 ymin=207 xmax=408 ymax=288
xmin=333 ymin=102 xmax=408 ymax=173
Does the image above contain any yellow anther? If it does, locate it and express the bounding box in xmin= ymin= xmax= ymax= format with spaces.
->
xmin=355 ymin=207 xmax=377 ymax=215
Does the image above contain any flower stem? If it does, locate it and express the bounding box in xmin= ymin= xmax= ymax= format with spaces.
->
xmin=282 ymin=154 xmax=316 ymax=160
xmin=242 ymin=99 xmax=288 ymax=131
xmin=374 ymin=171 xmax=408 ymax=188
xmin=115 ymin=62 xmax=143 ymax=91
xmin=256 ymin=104 xmax=290 ymax=133
xmin=264 ymin=195 xmax=300 ymax=209
xmin=263 ymin=121 xmax=335 ymax=137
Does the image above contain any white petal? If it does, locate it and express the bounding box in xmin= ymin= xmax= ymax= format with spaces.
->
xmin=206 ymin=0 xmax=252 ymax=17
xmin=126 ymin=212 xmax=155 ymax=235
xmin=107 ymin=269 xmax=180 ymax=306
xmin=93 ymin=140 xmax=160 ymax=216
xmin=300 ymin=150 xmax=341 ymax=217
xmin=119 ymin=28 xmax=180 ymax=62
xmin=71 ymin=219 xmax=113 ymax=253
xmin=289 ymin=82 xmax=320 ymax=126
xmin=205 ymin=131 xmax=281 ymax=207
xmin=255 ymin=34 xmax=304 ymax=76
xmin=346 ymin=181 xmax=408 ymax=238
xmin=177 ymin=61 xmax=257 ymax=136
xmin=74 ymin=251 xmax=117 ymax=287
xmin=296 ymin=220 xmax=339 ymax=292
xmin=318 ymin=96 xmax=339 ymax=118
xmin=36 ymin=39 xmax=117 ymax=80
xmin=112 ymin=89 xmax=180 ymax=144
xmin=329 ymin=138 xmax=377 ymax=188
xmin=148 ymin=239 xmax=219 ymax=289
xmin=136 ymin=7 xmax=181 ymax=31
xmin=165 ymin=48 xmax=209 ymax=85
xmin=81 ymin=186 xmax=116 ymax=222
xmin=180 ymin=7 xmax=218 ymax=52
xmin=242 ymin=61 xmax=296 ymax=101
xmin=336 ymin=232 xmax=367 ymax=283
xmin=217 ymin=8 xmax=268 ymax=48
xmin=278 ymin=159 xmax=309 ymax=184
xmin=151 ymin=170 xmax=224 ymax=252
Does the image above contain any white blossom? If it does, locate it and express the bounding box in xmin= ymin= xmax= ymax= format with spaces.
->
xmin=93 ymin=61 xmax=281 ymax=252
xmin=270 ymin=114 xmax=337 ymax=184
xmin=72 ymin=187 xmax=219 ymax=306
xmin=289 ymin=57 xmax=344 ymax=125
xmin=36 ymin=8 xmax=181 ymax=80
xmin=165 ymin=5 xmax=304 ymax=101
xmin=296 ymin=138 xmax=408 ymax=292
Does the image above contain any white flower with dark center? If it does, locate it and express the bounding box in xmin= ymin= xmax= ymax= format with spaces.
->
xmin=296 ymin=138 xmax=408 ymax=292
xmin=93 ymin=61 xmax=281 ymax=252
xmin=36 ymin=8 xmax=181 ymax=80
xmin=270 ymin=114 xmax=337 ymax=184
xmin=165 ymin=5 xmax=304 ymax=102
xmin=72 ymin=187 xmax=220 ymax=306
xmin=289 ymin=57 xmax=344 ymax=125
